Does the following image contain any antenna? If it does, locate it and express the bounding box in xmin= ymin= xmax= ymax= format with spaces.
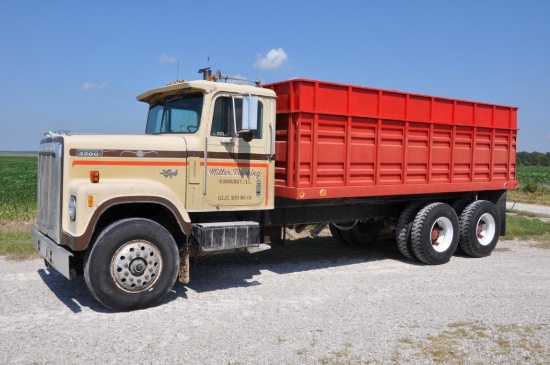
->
xmin=207 ymin=30 xmax=212 ymax=66
xmin=176 ymin=60 xmax=180 ymax=80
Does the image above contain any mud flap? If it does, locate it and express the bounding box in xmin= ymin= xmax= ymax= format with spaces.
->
xmin=178 ymin=246 xmax=190 ymax=284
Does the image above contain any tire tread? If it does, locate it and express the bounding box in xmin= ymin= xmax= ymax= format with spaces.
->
xmin=395 ymin=202 xmax=424 ymax=261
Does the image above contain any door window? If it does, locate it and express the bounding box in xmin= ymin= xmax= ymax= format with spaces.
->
xmin=211 ymin=96 xmax=262 ymax=139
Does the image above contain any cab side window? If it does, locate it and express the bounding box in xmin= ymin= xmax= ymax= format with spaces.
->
xmin=211 ymin=96 xmax=262 ymax=139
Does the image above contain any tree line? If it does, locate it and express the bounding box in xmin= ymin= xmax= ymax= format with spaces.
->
xmin=517 ymin=151 xmax=550 ymax=166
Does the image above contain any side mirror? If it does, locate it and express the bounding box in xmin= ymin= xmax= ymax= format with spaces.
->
xmin=241 ymin=94 xmax=258 ymax=131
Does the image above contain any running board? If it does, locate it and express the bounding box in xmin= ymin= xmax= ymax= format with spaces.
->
xmin=246 ymin=244 xmax=271 ymax=254
xmin=191 ymin=221 xmax=260 ymax=252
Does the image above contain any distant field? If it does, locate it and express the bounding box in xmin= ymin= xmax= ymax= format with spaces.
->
xmin=0 ymin=155 xmax=37 ymax=257
xmin=0 ymin=155 xmax=548 ymax=221
xmin=509 ymin=166 xmax=550 ymax=205
xmin=0 ymin=152 xmax=37 ymax=157
xmin=516 ymin=165 xmax=550 ymax=186
xmin=0 ymin=155 xmax=37 ymax=220
xmin=0 ymin=155 xmax=549 ymax=258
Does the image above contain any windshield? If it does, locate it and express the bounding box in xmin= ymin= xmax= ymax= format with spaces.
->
xmin=145 ymin=93 xmax=203 ymax=134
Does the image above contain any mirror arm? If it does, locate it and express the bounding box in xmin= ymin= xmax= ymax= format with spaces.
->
xmin=231 ymin=96 xmax=238 ymax=137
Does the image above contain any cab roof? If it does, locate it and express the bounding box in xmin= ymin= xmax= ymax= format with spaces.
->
xmin=136 ymin=80 xmax=276 ymax=105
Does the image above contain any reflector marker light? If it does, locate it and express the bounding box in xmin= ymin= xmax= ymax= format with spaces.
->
xmin=90 ymin=171 xmax=100 ymax=183
xmin=87 ymin=195 xmax=94 ymax=208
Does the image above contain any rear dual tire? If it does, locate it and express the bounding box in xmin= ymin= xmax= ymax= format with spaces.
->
xmin=458 ymin=200 xmax=500 ymax=258
xmin=410 ymin=203 xmax=459 ymax=265
xmin=395 ymin=200 xmax=500 ymax=263
xmin=395 ymin=202 xmax=425 ymax=261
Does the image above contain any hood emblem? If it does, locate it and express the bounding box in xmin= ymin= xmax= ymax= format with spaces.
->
xmin=120 ymin=150 xmax=159 ymax=158
xmin=160 ymin=169 xmax=178 ymax=179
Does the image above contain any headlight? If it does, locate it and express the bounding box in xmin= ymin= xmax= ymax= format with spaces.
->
xmin=69 ymin=196 xmax=77 ymax=221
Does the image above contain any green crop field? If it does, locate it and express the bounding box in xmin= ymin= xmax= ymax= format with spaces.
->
xmin=0 ymin=156 xmax=549 ymax=219
xmin=0 ymin=155 xmax=37 ymax=258
xmin=516 ymin=166 xmax=550 ymax=185
xmin=0 ymin=155 xmax=549 ymax=258
xmin=510 ymin=166 xmax=550 ymax=205
xmin=0 ymin=155 xmax=37 ymax=220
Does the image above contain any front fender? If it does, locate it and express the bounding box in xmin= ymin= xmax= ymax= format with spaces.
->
xmin=63 ymin=179 xmax=191 ymax=251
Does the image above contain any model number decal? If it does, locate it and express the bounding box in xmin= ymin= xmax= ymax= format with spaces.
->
xmin=76 ymin=149 xmax=103 ymax=157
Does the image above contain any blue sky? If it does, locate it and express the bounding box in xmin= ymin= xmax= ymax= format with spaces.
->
xmin=1 ymin=0 xmax=549 ymax=152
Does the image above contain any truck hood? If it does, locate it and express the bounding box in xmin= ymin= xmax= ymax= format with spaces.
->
xmin=47 ymin=133 xmax=190 ymax=155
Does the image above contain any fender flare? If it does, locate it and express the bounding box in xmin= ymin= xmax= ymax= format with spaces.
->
xmin=61 ymin=195 xmax=191 ymax=251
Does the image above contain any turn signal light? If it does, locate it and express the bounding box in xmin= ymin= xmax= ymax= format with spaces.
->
xmin=167 ymin=80 xmax=185 ymax=86
xmin=90 ymin=171 xmax=100 ymax=183
xmin=87 ymin=195 xmax=94 ymax=208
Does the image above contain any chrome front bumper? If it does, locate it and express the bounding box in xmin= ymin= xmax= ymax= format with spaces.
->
xmin=30 ymin=225 xmax=74 ymax=280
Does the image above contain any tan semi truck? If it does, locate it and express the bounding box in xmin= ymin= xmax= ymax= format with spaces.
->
xmin=31 ymin=68 xmax=518 ymax=311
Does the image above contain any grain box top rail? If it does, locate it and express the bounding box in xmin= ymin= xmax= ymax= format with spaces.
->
xmin=264 ymin=78 xmax=518 ymax=130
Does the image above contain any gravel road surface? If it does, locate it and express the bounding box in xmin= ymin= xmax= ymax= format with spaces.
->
xmin=507 ymin=201 xmax=550 ymax=216
xmin=1 ymin=236 xmax=550 ymax=364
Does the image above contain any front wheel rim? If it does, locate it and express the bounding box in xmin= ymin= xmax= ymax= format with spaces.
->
xmin=430 ymin=217 xmax=454 ymax=252
xmin=476 ymin=213 xmax=496 ymax=246
xmin=111 ymin=240 xmax=162 ymax=293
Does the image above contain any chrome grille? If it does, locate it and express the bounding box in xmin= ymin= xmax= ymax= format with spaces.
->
xmin=37 ymin=142 xmax=63 ymax=243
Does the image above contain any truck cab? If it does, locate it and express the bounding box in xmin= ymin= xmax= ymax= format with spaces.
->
xmin=137 ymin=79 xmax=276 ymax=212
xmin=31 ymin=73 xmax=277 ymax=311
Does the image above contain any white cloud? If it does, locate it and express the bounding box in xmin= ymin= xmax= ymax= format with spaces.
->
xmin=253 ymin=48 xmax=288 ymax=70
xmin=159 ymin=53 xmax=177 ymax=64
xmin=82 ymin=82 xmax=107 ymax=91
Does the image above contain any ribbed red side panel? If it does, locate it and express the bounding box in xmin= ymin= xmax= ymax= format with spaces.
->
xmin=264 ymin=79 xmax=518 ymax=200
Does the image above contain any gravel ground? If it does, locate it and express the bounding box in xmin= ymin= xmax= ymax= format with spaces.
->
xmin=507 ymin=201 xmax=550 ymax=216
xmin=1 ymin=235 xmax=550 ymax=364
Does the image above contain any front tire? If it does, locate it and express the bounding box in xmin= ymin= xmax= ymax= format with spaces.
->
xmin=84 ymin=218 xmax=179 ymax=311
xmin=410 ymin=203 xmax=459 ymax=265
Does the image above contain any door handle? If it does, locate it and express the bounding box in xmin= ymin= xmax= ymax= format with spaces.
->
xmin=269 ymin=123 xmax=275 ymax=160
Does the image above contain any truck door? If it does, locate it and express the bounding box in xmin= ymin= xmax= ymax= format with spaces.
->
xmin=204 ymin=94 xmax=271 ymax=208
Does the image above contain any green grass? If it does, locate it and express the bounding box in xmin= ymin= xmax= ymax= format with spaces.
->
xmin=503 ymin=214 xmax=550 ymax=242
xmin=0 ymin=221 xmax=37 ymax=259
